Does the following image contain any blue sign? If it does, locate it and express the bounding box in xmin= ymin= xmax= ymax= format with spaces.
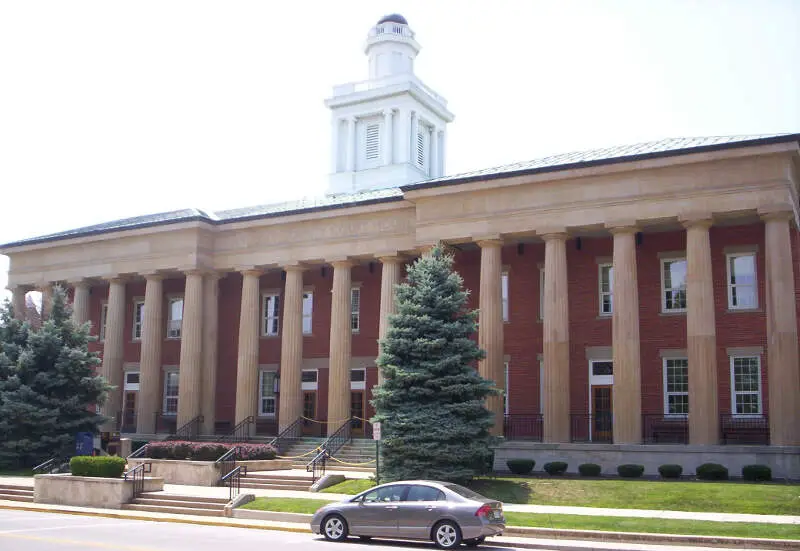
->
xmin=75 ymin=432 xmax=94 ymax=456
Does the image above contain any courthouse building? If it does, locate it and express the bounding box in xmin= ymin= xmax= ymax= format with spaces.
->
xmin=3 ymin=15 xmax=800 ymax=474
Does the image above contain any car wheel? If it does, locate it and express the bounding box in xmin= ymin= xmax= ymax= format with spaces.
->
xmin=322 ymin=514 xmax=348 ymax=542
xmin=432 ymin=520 xmax=462 ymax=549
xmin=464 ymin=536 xmax=486 ymax=547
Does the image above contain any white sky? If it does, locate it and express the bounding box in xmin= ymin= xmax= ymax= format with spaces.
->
xmin=1 ymin=1 xmax=799 ymax=301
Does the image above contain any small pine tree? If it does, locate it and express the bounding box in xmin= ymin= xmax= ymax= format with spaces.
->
xmin=0 ymin=286 xmax=111 ymax=468
xmin=372 ymin=244 xmax=498 ymax=483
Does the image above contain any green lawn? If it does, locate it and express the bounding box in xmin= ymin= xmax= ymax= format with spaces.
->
xmin=320 ymin=477 xmax=800 ymax=516
xmin=239 ymin=497 xmax=800 ymax=541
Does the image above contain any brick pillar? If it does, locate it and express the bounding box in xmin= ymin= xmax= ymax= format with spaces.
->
xmin=278 ymin=265 xmax=305 ymax=431
xmin=542 ymin=232 xmax=570 ymax=442
xmin=71 ymin=281 xmax=91 ymax=325
xmin=327 ymin=260 xmax=353 ymax=428
xmin=235 ymin=269 xmax=262 ymax=431
xmin=201 ymin=272 xmax=221 ymax=435
xmin=377 ymin=255 xmax=403 ymax=385
xmin=683 ymin=217 xmax=719 ymax=445
xmin=478 ymin=239 xmax=505 ymax=436
xmin=137 ymin=274 xmax=164 ymax=434
xmin=609 ymin=225 xmax=642 ymax=443
xmin=40 ymin=283 xmax=53 ymax=320
xmin=763 ymin=211 xmax=800 ymax=445
xmin=101 ymin=278 xmax=126 ymax=431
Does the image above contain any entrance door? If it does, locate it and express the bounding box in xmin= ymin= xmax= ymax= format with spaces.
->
xmin=302 ymin=391 xmax=317 ymax=436
xmin=351 ymin=391 xmax=365 ymax=436
xmin=592 ymin=385 xmax=613 ymax=442
xmin=122 ymin=391 xmax=137 ymax=433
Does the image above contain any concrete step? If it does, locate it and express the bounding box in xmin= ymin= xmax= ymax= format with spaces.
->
xmin=0 ymin=488 xmax=34 ymax=497
xmin=122 ymin=503 xmax=224 ymax=517
xmin=0 ymin=492 xmax=33 ymax=502
xmin=133 ymin=497 xmax=226 ymax=509
xmin=0 ymin=485 xmax=33 ymax=493
xmin=240 ymin=482 xmax=311 ymax=491
xmin=291 ymin=463 xmax=375 ymax=473
xmin=244 ymin=474 xmax=312 ymax=483
xmin=138 ymin=493 xmax=229 ymax=505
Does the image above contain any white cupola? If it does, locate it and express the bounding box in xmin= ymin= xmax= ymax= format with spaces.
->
xmin=325 ymin=14 xmax=454 ymax=195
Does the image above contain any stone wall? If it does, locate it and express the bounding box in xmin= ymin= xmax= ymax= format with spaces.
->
xmin=33 ymin=474 xmax=163 ymax=509
xmin=126 ymin=458 xmax=292 ymax=486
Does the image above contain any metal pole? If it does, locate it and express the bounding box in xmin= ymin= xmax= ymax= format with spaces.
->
xmin=375 ymin=440 xmax=380 ymax=486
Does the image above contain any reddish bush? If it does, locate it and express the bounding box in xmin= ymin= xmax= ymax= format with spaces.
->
xmin=142 ymin=441 xmax=276 ymax=461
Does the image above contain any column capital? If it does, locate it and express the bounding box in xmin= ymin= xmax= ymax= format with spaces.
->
xmin=329 ymin=259 xmax=354 ymax=270
xmin=679 ymin=212 xmax=714 ymax=229
xmin=238 ymin=268 xmax=263 ymax=278
xmin=141 ymin=272 xmax=165 ymax=282
xmin=606 ymin=221 xmax=639 ymax=234
xmin=539 ymin=230 xmax=569 ymax=242
xmin=182 ymin=268 xmax=209 ymax=277
xmin=759 ymin=209 xmax=794 ymax=223
xmin=9 ymin=283 xmax=33 ymax=292
xmin=377 ymin=254 xmax=405 ymax=264
xmin=282 ymin=263 xmax=308 ymax=273
xmin=474 ymin=236 xmax=503 ymax=248
xmin=66 ymin=279 xmax=91 ymax=288
xmin=383 ymin=108 xmax=394 ymax=116
xmin=101 ymin=275 xmax=128 ymax=284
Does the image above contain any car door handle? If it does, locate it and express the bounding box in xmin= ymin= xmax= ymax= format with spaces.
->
xmin=384 ymin=505 xmax=399 ymax=509
xmin=426 ymin=506 xmax=437 ymax=511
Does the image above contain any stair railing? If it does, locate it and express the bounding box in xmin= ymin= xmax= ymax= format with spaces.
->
xmin=123 ymin=462 xmax=152 ymax=499
xmin=216 ymin=416 xmax=254 ymax=443
xmin=32 ymin=457 xmax=69 ymax=475
xmin=220 ymin=464 xmax=247 ymax=501
xmin=323 ymin=417 xmax=355 ymax=458
xmin=165 ymin=415 xmax=204 ymax=442
xmin=269 ymin=417 xmax=304 ymax=455
xmin=215 ymin=446 xmax=239 ymax=480
xmin=127 ymin=443 xmax=149 ymax=459
xmin=306 ymin=449 xmax=329 ymax=483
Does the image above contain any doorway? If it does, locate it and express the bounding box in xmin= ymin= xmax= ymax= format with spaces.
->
xmin=302 ymin=391 xmax=317 ymax=436
xmin=121 ymin=370 xmax=139 ymax=433
xmin=350 ymin=391 xmax=365 ymax=436
xmin=591 ymin=385 xmax=613 ymax=442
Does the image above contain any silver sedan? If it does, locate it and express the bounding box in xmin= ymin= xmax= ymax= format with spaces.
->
xmin=310 ymin=480 xmax=505 ymax=548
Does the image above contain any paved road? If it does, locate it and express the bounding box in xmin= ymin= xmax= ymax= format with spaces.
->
xmin=0 ymin=510 xmax=530 ymax=551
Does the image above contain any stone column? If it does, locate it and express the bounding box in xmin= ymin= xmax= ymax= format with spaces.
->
xmin=377 ymin=255 xmax=403 ymax=385
xmin=278 ymin=265 xmax=306 ymax=431
xmin=40 ymin=283 xmax=53 ymax=320
xmin=137 ymin=274 xmax=164 ymax=434
xmin=763 ymin=211 xmax=800 ymax=445
xmin=71 ymin=281 xmax=91 ymax=324
xmin=327 ymin=260 xmax=353 ymax=427
xmin=346 ymin=117 xmax=357 ymax=172
xmin=383 ymin=109 xmax=393 ymax=166
xmin=684 ymin=217 xmax=719 ymax=445
xmin=177 ymin=271 xmax=204 ymax=427
xmin=478 ymin=240 xmax=505 ymax=436
xmin=101 ymin=278 xmax=126 ymax=431
xmin=542 ymin=232 xmax=570 ymax=443
xmin=430 ymin=127 xmax=439 ymax=177
xmin=11 ymin=286 xmax=28 ymax=321
xmin=235 ymin=270 xmax=262 ymax=429
xmin=201 ymin=272 xmax=221 ymax=435
xmin=609 ymin=225 xmax=642 ymax=443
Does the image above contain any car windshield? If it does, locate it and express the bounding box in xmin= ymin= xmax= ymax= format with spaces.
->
xmin=444 ymin=483 xmax=489 ymax=501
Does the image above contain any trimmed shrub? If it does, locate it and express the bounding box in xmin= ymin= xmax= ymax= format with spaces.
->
xmin=696 ymin=462 xmax=729 ymax=481
xmin=70 ymin=456 xmax=126 ymax=478
xmin=742 ymin=464 xmax=772 ymax=482
xmin=658 ymin=464 xmax=683 ymax=479
xmin=578 ymin=463 xmax=602 ymax=477
xmin=506 ymin=459 xmax=535 ymax=475
xmin=617 ymin=464 xmax=645 ymax=478
xmin=141 ymin=441 xmax=276 ymax=461
xmin=543 ymin=461 xmax=568 ymax=475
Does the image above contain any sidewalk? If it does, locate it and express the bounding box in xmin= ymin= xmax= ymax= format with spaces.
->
xmin=3 ymin=473 xmax=799 ymax=525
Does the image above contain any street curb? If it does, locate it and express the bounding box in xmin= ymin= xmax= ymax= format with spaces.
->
xmin=1 ymin=502 xmax=797 ymax=550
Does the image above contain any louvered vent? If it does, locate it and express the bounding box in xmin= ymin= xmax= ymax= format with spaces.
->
xmin=417 ymin=131 xmax=425 ymax=167
xmin=365 ymin=124 xmax=380 ymax=160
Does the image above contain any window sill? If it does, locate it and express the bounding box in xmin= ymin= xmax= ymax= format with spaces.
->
xmin=260 ymin=334 xmax=280 ymax=339
xmin=597 ymin=314 xmax=612 ymax=320
xmin=165 ymin=337 xmax=182 ymax=341
xmin=726 ymin=308 xmax=762 ymax=314
xmin=659 ymin=311 xmax=687 ymax=317
xmin=161 ymin=413 xmax=177 ymax=417
xmin=258 ymin=414 xmax=276 ymax=418
xmin=302 ymin=333 xmax=314 ymax=338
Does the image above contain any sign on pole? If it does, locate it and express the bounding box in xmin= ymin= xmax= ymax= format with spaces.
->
xmin=372 ymin=422 xmax=381 ymax=440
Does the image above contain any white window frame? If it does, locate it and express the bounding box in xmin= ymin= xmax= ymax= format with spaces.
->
xmin=662 ymin=357 xmax=689 ymax=417
xmin=726 ymin=252 xmax=758 ymax=310
xmin=262 ymin=293 xmax=280 ymax=337
xmin=99 ymin=303 xmax=108 ymax=342
xmin=351 ymin=287 xmax=361 ymax=333
xmin=258 ymin=370 xmax=277 ymax=417
xmin=501 ymin=271 xmax=509 ymax=322
xmin=302 ymin=291 xmax=313 ymax=335
xmin=162 ymin=370 xmax=179 ymax=415
xmin=301 ymin=369 xmax=318 ymax=391
xmin=599 ymin=263 xmax=613 ymax=316
xmin=132 ymin=300 xmax=145 ymax=340
xmin=661 ymin=257 xmax=687 ymax=313
xmin=538 ymin=268 xmax=545 ymax=321
xmin=167 ymin=296 xmax=184 ymax=339
xmin=124 ymin=370 xmax=140 ymax=391
xmin=730 ymin=355 xmax=763 ymax=417
xmin=350 ymin=368 xmax=366 ymax=390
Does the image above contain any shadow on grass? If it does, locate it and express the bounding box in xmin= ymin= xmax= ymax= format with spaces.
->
xmin=467 ymin=478 xmax=532 ymax=503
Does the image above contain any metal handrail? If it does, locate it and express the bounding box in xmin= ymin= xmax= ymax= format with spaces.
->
xmin=165 ymin=414 xmax=204 ymax=442
xmin=216 ymin=416 xmax=254 ymax=443
xmin=269 ymin=417 xmax=304 ymax=454
xmin=214 ymin=446 xmax=239 ymax=480
xmin=32 ymin=458 xmax=63 ymax=474
xmin=127 ymin=443 xmax=149 ymax=459
xmin=322 ymin=417 xmax=354 ymax=458
xmin=124 ymin=462 xmax=152 ymax=498
xmin=306 ymin=449 xmax=329 ymax=483
xmin=220 ymin=464 xmax=248 ymax=501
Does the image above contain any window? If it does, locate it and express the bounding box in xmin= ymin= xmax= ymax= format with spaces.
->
xmin=731 ymin=356 xmax=762 ymax=416
xmin=302 ymin=369 xmax=318 ymax=390
xmin=99 ymin=303 xmax=108 ymax=341
xmin=727 ymin=253 xmax=757 ymax=310
xmin=262 ymin=294 xmax=280 ymax=336
xmin=351 ymin=368 xmax=366 ymax=390
xmin=661 ymin=258 xmax=687 ymax=312
xmin=501 ymin=272 xmax=509 ymax=322
xmin=167 ymin=297 xmax=184 ymax=338
xmin=133 ymin=300 xmax=144 ymax=340
xmin=365 ymin=123 xmax=380 ymax=161
xmin=599 ymin=264 xmax=613 ymax=315
xmin=406 ymin=485 xmax=446 ymax=502
xmin=416 ymin=130 xmax=426 ymax=170
xmin=663 ymin=358 xmax=688 ymax=416
xmin=361 ymin=484 xmax=408 ymax=503
xmin=124 ymin=371 xmax=140 ymax=391
xmin=302 ymin=292 xmax=313 ymax=334
xmin=539 ymin=268 xmax=545 ymax=320
xmin=259 ymin=371 xmax=276 ymax=416
xmin=163 ymin=371 xmax=179 ymax=415
xmin=351 ymin=287 xmax=360 ymax=333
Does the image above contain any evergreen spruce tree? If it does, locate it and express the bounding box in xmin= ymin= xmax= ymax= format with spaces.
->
xmin=372 ymin=244 xmax=498 ymax=483
xmin=0 ymin=286 xmax=111 ymax=468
